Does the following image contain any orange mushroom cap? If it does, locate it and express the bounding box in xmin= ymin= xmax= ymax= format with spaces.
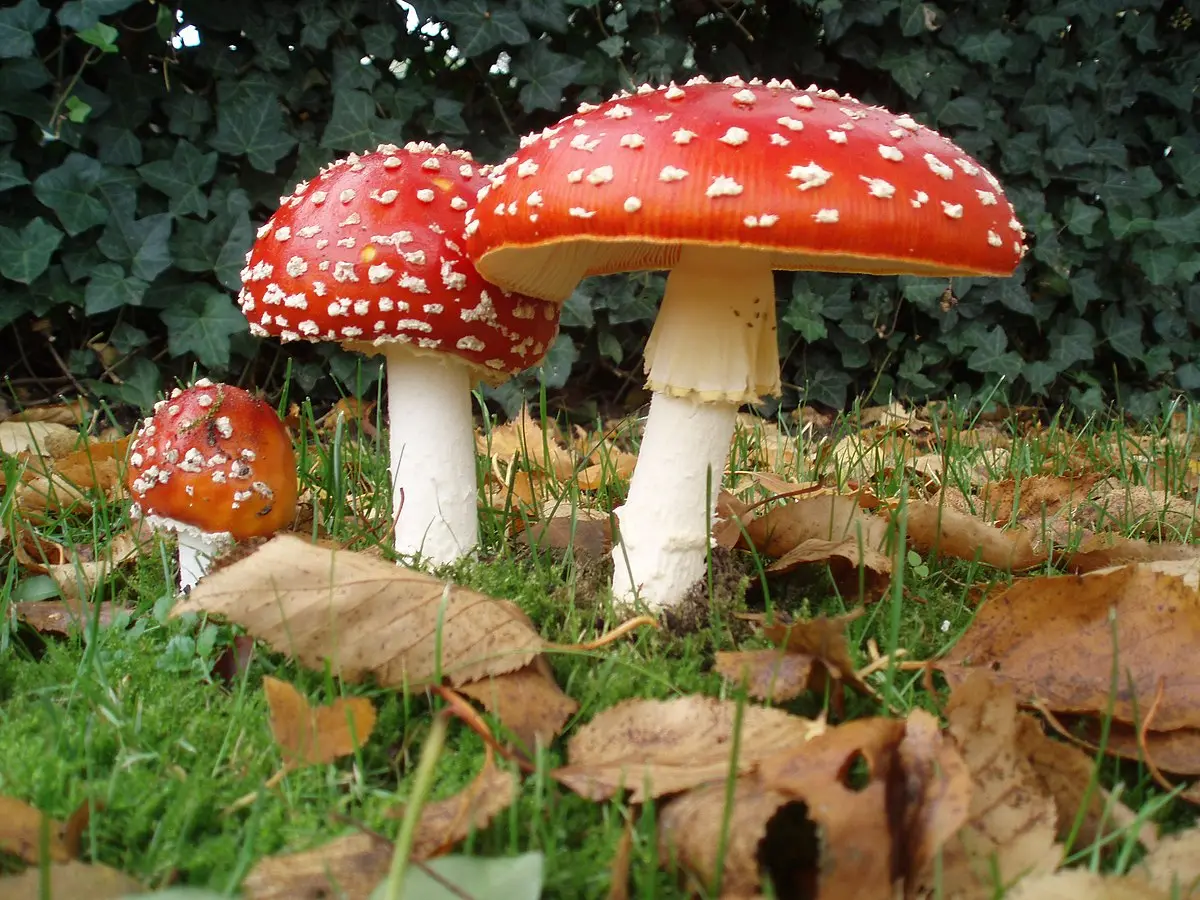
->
xmin=125 ymin=380 xmax=298 ymax=540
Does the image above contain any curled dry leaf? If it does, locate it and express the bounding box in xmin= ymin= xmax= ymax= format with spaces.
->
xmin=1136 ymin=826 xmax=1200 ymax=897
xmin=13 ymin=527 xmax=146 ymax=605
xmin=1059 ymin=715 xmax=1200 ymax=776
xmin=1063 ymin=533 xmax=1200 ymax=575
xmin=457 ymin=657 xmax=579 ymax=750
xmin=0 ymin=796 xmax=90 ymax=864
xmin=553 ymin=696 xmax=823 ymax=803
xmin=1006 ymin=869 xmax=1171 ymax=900
xmin=0 ymin=860 xmax=143 ymax=900
xmin=389 ymin=742 xmax=518 ymax=860
xmin=658 ymin=780 xmax=798 ymax=897
xmin=241 ymin=832 xmax=391 ymax=900
xmin=938 ymin=560 xmax=1200 ymax=731
xmin=921 ymin=673 xmax=1060 ymax=898
xmin=172 ymin=535 xmax=544 ymax=688
xmin=14 ymin=436 xmax=131 ymax=519
xmin=12 ymin=600 xmax=122 ymax=636
xmin=906 ymin=498 xmax=1045 ymax=571
xmin=263 ymin=676 xmax=377 ymax=768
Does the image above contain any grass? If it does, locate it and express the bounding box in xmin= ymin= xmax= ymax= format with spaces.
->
xmin=1 ymin=391 xmax=1198 ymax=897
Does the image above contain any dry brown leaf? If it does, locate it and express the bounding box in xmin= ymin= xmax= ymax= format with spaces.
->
xmin=1059 ymin=715 xmax=1200 ymax=776
xmin=1063 ymin=533 xmax=1200 ymax=575
xmin=1016 ymin=716 xmax=1153 ymax=850
xmin=6 ymin=399 xmax=90 ymax=426
xmin=657 ymin=780 xmax=797 ymax=897
xmin=388 ymin=743 xmax=517 ymax=860
xmin=1137 ymin=826 xmax=1200 ymax=897
xmin=978 ymin=474 xmax=1100 ymax=530
xmin=1006 ymin=870 xmax=1171 ymax=899
xmin=906 ymin=498 xmax=1046 ymax=571
xmin=714 ymin=649 xmax=815 ymax=703
xmin=740 ymin=493 xmax=889 ymax=559
xmin=922 ymin=673 xmax=1060 ymax=897
xmin=480 ymin=408 xmax=576 ymax=480
xmin=768 ymin=537 xmax=893 ymax=601
xmin=1079 ymin=480 xmax=1198 ymax=540
xmin=13 ymin=528 xmax=146 ymax=605
xmin=898 ymin=708 xmax=972 ymax=897
xmin=939 ymin=561 xmax=1200 ymax=730
xmin=0 ymin=797 xmax=89 ymax=864
xmin=457 ymin=658 xmax=578 ymax=749
xmin=263 ymin=676 xmax=377 ymax=768
xmin=519 ymin=506 xmax=613 ymax=560
xmin=172 ymin=535 xmax=544 ymax=688
xmin=0 ymin=420 xmax=79 ymax=457
xmin=609 ymin=820 xmax=634 ymax=900
xmin=759 ymin=610 xmax=875 ymax=698
xmin=0 ymin=860 xmax=142 ymax=899
xmin=12 ymin=601 xmax=122 ymax=636
xmin=241 ymin=832 xmax=391 ymax=900
xmin=553 ymin=696 xmax=823 ymax=802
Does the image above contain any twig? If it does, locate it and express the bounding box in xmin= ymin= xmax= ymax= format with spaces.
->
xmin=1138 ymin=676 xmax=1178 ymax=795
xmin=545 ymin=615 xmax=659 ymax=651
xmin=709 ymin=0 xmax=754 ymax=41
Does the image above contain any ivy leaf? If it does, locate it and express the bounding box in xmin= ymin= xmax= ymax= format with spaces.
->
xmin=57 ymin=0 xmax=138 ymax=31
xmin=299 ymin=0 xmax=342 ymax=49
xmin=782 ymin=290 xmax=828 ymax=341
xmin=1047 ymin=318 xmax=1096 ymax=368
xmin=84 ymin=262 xmax=148 ymax=314
xmin=1168 ymin=144 xmax=1200 ymax=197
xmin=518 ymin=0 xmax=569 ymax=32
xmin=321 ymin=89 xmax=378 ymax=151
xmin=800 ymin=360 xmax=851 ymax=409
xmin=208 ymin=87 xmax=296 ymax=172
xmin=0 ymin=0 xmax=50 ymax=59
xmin=955 ymin=29 xmax=1012 ymax=64
xmin=0 ymin=152 xmax=28 ymax=192
xmin=160 ymin=286 xmax=249 ymax=369
xmin=95 ymin=125 xmax=143 ymax=165
xmin=513 ymin=42 xmax=583 ymax=112
xmin=440 ymin=0 xmax=530 ymax=57
xmin=163 ymin=92 xmax=211 ymax=140
xmin=1084 ymin=166 xmax=1162 ymax=205
xmin=898 ymin=0 xmax=927 ymax=38
xmin=32 ymin=152 xmax=110 ymax=236
xmin=97 ymin=212 xmax=173 ymax=281
xmin=138 ymin=142 xmax=218 ymax=217
xmin=966 ymin=325 xmax=1023 ymax=379
xmin=1101 ymin=303 xmax=1144 ymax=361
xmin=937 ymin=95 xmax=986 ymax=129
xmin=536 ymin=333 xmax=577 ymax=389
xmin=0 ymin=218 xmax=64 ymax=284
xmin=171 ymin=193 xmax=254 ymax=290
xmin=1063 ymin=197 xmax=1102 ymax=236
xmin=879 ymin=47 xmax=928 ymax=98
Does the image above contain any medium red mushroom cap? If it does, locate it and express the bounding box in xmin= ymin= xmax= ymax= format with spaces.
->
xmin=237 ymin=142 xmax=561 ymax=382
xmin=466 ymin=76 xmax=1027 ymax=301
xmin=125 ymin=381 xmax=298 ymax=540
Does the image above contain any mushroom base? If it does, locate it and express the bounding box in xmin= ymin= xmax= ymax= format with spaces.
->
xmin=177 ymin=529 xmax=234 ymax=590
xmin=610 ymin=392 xmax=737 ymax=610
xmin=643 ymin=246 xmax=781 ymax=405
xmin=384 ymin=348 xmax=480 ymax=565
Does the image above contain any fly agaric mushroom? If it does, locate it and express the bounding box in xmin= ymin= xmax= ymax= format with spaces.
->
xmin=126 ymin=380 xmax=298 ymax=590
xmin=237 ymin=143 xmax=559 ymax=565
xmin=465 ymin=76 xmax=1026 ymax=610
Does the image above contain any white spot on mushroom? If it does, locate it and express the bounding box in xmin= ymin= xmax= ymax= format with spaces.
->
xmin=400 ymin=274 xmax=429 ymax=293
xmin=605 ymin=104 xmax=633 ymax=119
xmin=941 ymin=202 xmax=964 ymax=219
xmin=569 ymin=134 xmax=602 ymax=152
xmin=624 ymin=196 xmax=642 ymax=213
xmin=587 ymin=165 xmax=615 ymax=185
xmin=861 ymin=177 xmax=896 ymax=199
xmin=664 ymin=84 xmax=685 ymax=100
xmin=924 ymin=153 xmax=955 ymax=180
xmin=368 ymin=263 xmax=394 ymax=284
xmin=659 ymin=166 xmax=689 ymax=182
xmin=911 ymin=191 xmax=929 ymax=208
xmin=450 ymin=196 xmax=468 ymax=211
xmin=620 ymin=133 xmax=646 ymax=149
xmin=517 ymin=160 xmax=539 ymax=177
xmin=893 ymin=114 xmax=920 ymax=132
xmin=416 ymin=188 xmax=435 ymax=202
xmin=527 ymin=191 xmax=544 ymax=207
xmin=987 ymin=230 xmax=1003 ymax=247
xmin=274 ymin=226 xmax=292 ymax=241
xmin=787 ymin=162 xmax=832 ymax=191
xmin=333 ymin=261 xmax=358 ymax=283
xmin=731 ymin=88 xmax=757 ymax=106
xmin=813 ymin=208 xmax=840 ymax=223
xmin=456 ymin=335 xmax=485 ymax=352
xmin=567 ymin=168 xmax=585 ymax=183
xmin=310 ymin=191 xmax=327 ymax=205
xmin=339 ymin=189 xmax=356 ymax=203
xmin=878 ymin=144 xmax=904 ymax=162
xmin=297 ymin=225 xmax=321 ymax=238
xmin=776 ymin=116 xmax=805 ymax=132
xmin=706 ymin=175 xmax=744 ymax=198
xmin=372 ymin=189 xmax=398 ymax=205
xmin=770 ymin=134 xmax=790 ymax=146
xmin=568 ymin=207 xmax=597 ymax=218
xmin=827 ymin=129 xmax=848 ymax=145
xmin=791 ymin=94 xmax=815 ymax=109
xmin=672 ymin=129 xmax=697 ymax=145
xmin=743 ymin=214 xmax=779 ymax=228
xmin=336 ymin=237 xmax=356 ymax=248
xmin=976 ymin=190 xmax=997 ymax=206
xmin=954 ymin=158 xmax=980 ymax=176
xmin=423 ymin=303 xmax=444 ymax=314
xmin=719 ymin=127 xmax=750 ymax=146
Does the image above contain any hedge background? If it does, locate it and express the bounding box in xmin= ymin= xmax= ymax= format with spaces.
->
xmin=0 ymin=0 xmax=1198 ymax=420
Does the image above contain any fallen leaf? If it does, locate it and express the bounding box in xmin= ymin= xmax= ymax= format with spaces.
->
xmin=657 ymin=780 xmax=800 ymax=897
xmin=897 ymin=707 xmax=971 ymax=896
xmin=389 ymin=743 xmax=517 ymax=860
xmin=457 ymin=658 xmax=578 ymax=749
xmin=0 ymin=860 xmax=142 ymax=899
xmin=1059 ymin=715 xmax=1200 ymax=776
xmin=553 ymin=696 xmax=823 ymax=802
xmin=939 ymin=561 xmax=1200 ymax=730
xmin=6 ymin=398 xmax=90 ymax=426
xmin=1063 ymin=533 xmax=1200 ymax=574
xmin=518 ymin=505 xmax=613 ymax=560
xmin=758 ymin=610 xmax=876 ymax=697
xmin=12 ymin=601 xmax=122 ymax=636
xmin=906 ymin=498 xmax=1045 ymax=571
xmin=263 ymin=676 xmax=377 ymax=768
xmin=13 ymin=527 xmax=145 ymax=605
xmin=172 ymin=535 xmax=545 ymax=688
xmin=241 ymin=832 xmax=390 ymax=900
xmin=0 ymin=420 xmax=79 ymax=457
xmin=398 ymin=852 xmax=544 ymax=900
xmin=922 ymin=673 xmax=1060 ymax=897
xmin=0 ymin=797 xmax=89 ymax=864
xmin=714 ymin=649 xmax=815 ymax=703
xmin=740 ymin=493 xmax=889 ymax=560
xmin=1006 ymin=869 xmax=1171 ymax=899
xmin=1137 ymin=826 xmax=1200 ymax=897
xmin=1079 ymin=480 xmax=1197 ymax=540
xmin=978 ymin=474 xmax=1100 ymax=530
xmin=757 ymin=717 xmax=907 ymax=899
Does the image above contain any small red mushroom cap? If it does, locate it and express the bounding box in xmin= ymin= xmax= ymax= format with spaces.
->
xmin=237 ymin=142 xmax=561 ymax=383
xmin=125 ymin=381 xmax=298 ymax=540
xmin=466 ymin=76 xmax=1027 ymax=301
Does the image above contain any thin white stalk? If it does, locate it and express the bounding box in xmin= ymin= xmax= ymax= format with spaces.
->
xmin=611 ymin=393 xmax=738 ymax=609
xmin=383 ymin=347 xmax=479 ymax=564
xmin=177 ymin=529 xmax=228 ymax=591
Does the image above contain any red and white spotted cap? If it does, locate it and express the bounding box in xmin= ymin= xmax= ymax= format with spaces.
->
xmin=125 ymin=380 xmax=298 ymax=541
xmin=237 ymin=143 xmax=560 ymax=383
xmin=466 ymin=76 xmax=1027 ymax=301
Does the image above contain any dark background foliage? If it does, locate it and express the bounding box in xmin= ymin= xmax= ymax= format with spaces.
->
xmin=1 ymin=0 xmax=1198 ymax=419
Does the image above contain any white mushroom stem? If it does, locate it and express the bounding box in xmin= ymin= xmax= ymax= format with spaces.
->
xmin=382 ymin=346 xmax=480 ymax=564
xmin=611 ymin=246 xmax=779 ymax=610
xmin=177 ymin=529 xmax=228 ymax=591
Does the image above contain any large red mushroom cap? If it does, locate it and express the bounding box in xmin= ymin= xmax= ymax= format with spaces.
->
xmin=237 ymin=142 xmax=561 ymax=383
xmin=466 ymin=76 xmax=1027 ymax=301
xmin=125 ymin=381 xmax=298 ymax=540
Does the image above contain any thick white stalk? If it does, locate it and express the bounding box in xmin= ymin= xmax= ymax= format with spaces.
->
xmin=383 ymin=348 xmax=479 ymax=564
xmin=177 ymin=529 xmax=228 ymax=591
xmin=611 ymin=393 xmax=737 ymax=609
